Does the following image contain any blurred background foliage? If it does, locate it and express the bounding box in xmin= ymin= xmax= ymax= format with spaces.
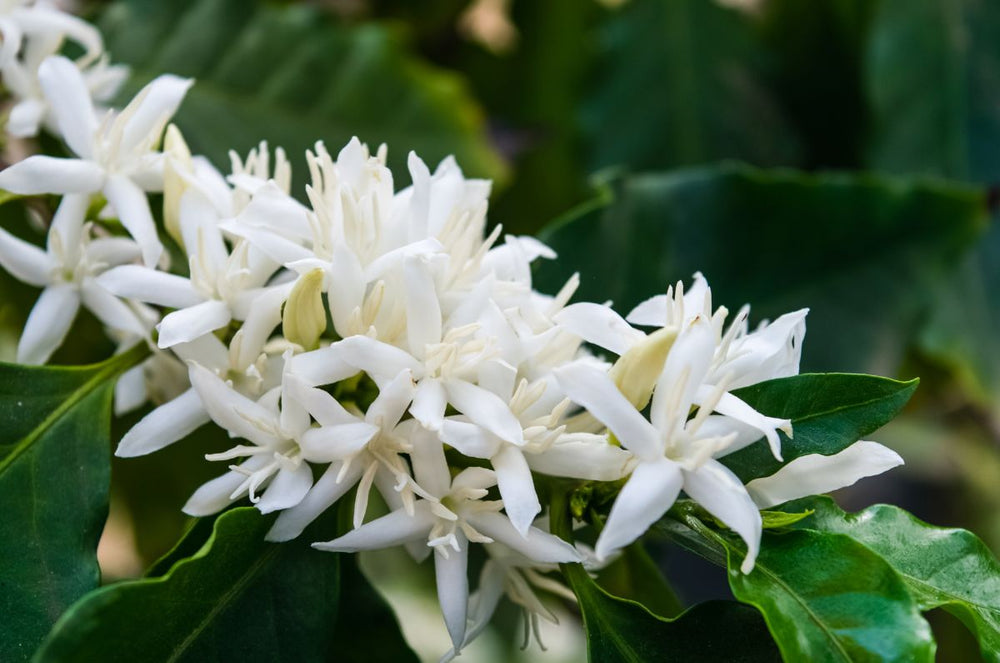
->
xmin=4 ymin=0 xmax=993 ymax=658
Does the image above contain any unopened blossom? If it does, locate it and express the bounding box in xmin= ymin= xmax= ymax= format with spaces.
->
xmin=0 ymin=55 xmax=191 ymax=267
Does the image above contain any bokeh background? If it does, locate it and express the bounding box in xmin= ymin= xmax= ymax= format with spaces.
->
xmin=6 ymin=0 xmax=998 ymax=660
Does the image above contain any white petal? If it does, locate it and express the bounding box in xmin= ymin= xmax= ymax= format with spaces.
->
xmin=230 ymin=285 xmax=287 ymax=369
xmin=96 ymin=265 xmax=202 ymax=308
xmin=710 ymin=391 xmax=790 ymax=461
xmin=47 ymin=193 xmax=89 ymax=265
xmin=104 ymin=174 xmax=163 ymax=267
xmin=435 ymin=535 xmax=470 ymax=650
xmin=115 ymin=388 xmax=210 ymax=457
xmin=651 ymin=315 xmax=716 ymax=431
xmin=156 ymin=300 xmax=232 ymax=348
xmin=220 ymin=222 xmax=312 ymax=266
xmin=286 ymin=345 xmax=361 ymax=388
xmin=553 ymin=362 xmax=662 ymax=461
xmin=18 ymin=284 xmax=79 ymax=364
xmin=188 ymin=363 xmax=282 ymax=448
xmin=626 ymin=294 xmax=668 ymax=327
xmin=37 ymin=56 xmax=97 ymax=158
xmin=0 ymin=156 xmax=104 ymax=194
xmin=284 ymin=376 xmax=357 ymax=426
xmin=182 ymin=454 xmax=271 ymax=516
xmin=114 ymin=362 xmax=147 ymax=415
xmin=724 ymin=309 xmax=808 ymax=389
xmin=410 ymin=425 xmax=451 ymax=497
xmin=0 ymin=226 xmax=52 ymax=287
xmin=7 ymin=97 xmax=45 ymax=138
xmin=527 ymin=438 xmax=634 ymax=482
xmin=267 ymin=461 xmax=365 ymax=541
xmin=298 ymin=423 xmax=379 ymax=463
xmin=120 ymin=74 xmax=193 ymax=156
xmin=595 ymin=458 xmax=683 ymax=560
xmin=746 ymin=441 xmax=904 ymax=510
xmin=366 ymin=369 xmax=415 ymax=429
xmin=441 ymin=560 xmax=506 ymax=662
xmin=256 ymin=462 xmax=313 ymax=514
xmin=404 ymin=255 xmax=441 ymax=358
xmin=683 ymin=459 xmax=762 ymax=574
xmin=79 ymin=280 xmax=148 ymax=337
xmin=411 ymin=378 xmax=447 ymax=432
xmin=492 ymin=445 xmax=540 ymax=537
xmin=439 ymin=419 xmax=500 ymax=458
xmin=469 ymin=511 xmax=581 ymax=564
xmin=554 ymin=302 xmax=645 ymax=355
xmin=445 ymin=378 xmax=524 ymax=445
xmin=15 ymin=9 xmax=103 ymax=64
xmin=312 ymin=502 xmax=436 ymax=552
xmin=325 ymin=336 xmax=422 ymax=386
xmin=326 ymin=245 xmax=365 ymax=335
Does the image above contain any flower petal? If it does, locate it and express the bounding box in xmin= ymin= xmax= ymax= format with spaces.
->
xmin=469 ymin=511 xmax=581 ymax=564
xmin=18 ymin=284 xmax=80 ymax=364
xmin=182 ymin=454 xmax=271 ymax=516
xmin=410 ymin=425 xmax=451 ymax=497
xmin=188 ymin=363 xmax=282 ymax=448
xmin=0 ymin=155 xmax=104 ymax=194
xmin=553 ymin=362 xmax=661 ymax=461
xmin=745 ymin=441 xmax=904 ymax=510
xmin=492 ymin=445 xmax=540 ymax=537
xmin=444 ymin=378 xmax=524 ymax=445
xmin=256 ymin=462 xmax=314 ymax=514
xmin=0 ymin=226 xmax=52 ymax=287
xmin=435 ymin=534 xmax=470 ymax=650
xmin=267 ymin=461 xmax=366 ymax=541
xmin=404 ymin=255 xmax=441 ymax=358
xmin=96 ymin=265 xmax=202 ymax=309
xmin=527 ymin=438 xmax=635 ymax=482
xmin=683 ymin=459 xmax=762 ymax=574
xmin=298 ymin=423 xmax=379 ymax=463
xmin=595 ymin=457 xmax=682 ymax=561
xmin=554 ymin=302 xmax=645 ymax=355
xmin=156 ymin=299 xmax=232 ymax=348
xmin=104 ymin=174 xmax=163 ymax=267
xmin=411 ymin=377 xmax=447 ymax=432
xmin=115 ymin=387 xmax=210 ymax=457
xmin=312 ymin=502 xmax=436 ymax=552
xmin=37 ymin=55 xmax=97 ymax=159
xmin=120 ymin=74 xmax=193 ymax=157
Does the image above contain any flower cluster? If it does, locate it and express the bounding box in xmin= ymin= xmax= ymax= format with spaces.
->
xmin=0 ymin=3 xmax=907 ymax=658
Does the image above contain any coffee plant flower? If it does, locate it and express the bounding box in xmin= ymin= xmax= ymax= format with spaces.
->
xmin=2 ymin=3 xmax=999 ymax=663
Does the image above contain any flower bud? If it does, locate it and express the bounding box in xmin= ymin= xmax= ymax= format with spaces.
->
xmin=283 ymin=268 xmax=327 ymax=350
xmin=609 ymin=326 xmax=676 ymax=408
xmin=163 ymin=124 xmax=193 ymax=246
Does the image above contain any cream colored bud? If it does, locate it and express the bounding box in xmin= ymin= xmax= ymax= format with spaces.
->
xmin=283 ymin=269 xmax=327 ymax=350
xmin=609 ymin=327 xmax=677 ymax=409
xmin=163 ymin=124 xmax=193 ymax=246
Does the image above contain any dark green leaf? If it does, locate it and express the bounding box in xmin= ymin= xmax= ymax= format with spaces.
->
xmin=0 ymin=345 xmax=146 ymax=661
xmin=583 ymin=0 xmax=798 ymax=172
xmin=723 ymin=527 xmax=935 ymax=662
xmin=596 ymin=542 xmax=683 ymax=618
xmin=98 ymin=0 xmax=505 ymax=192
xmin=551 ymin=490 xmax=780 ymax=662
xmin=783 ymin=496 xmax=1000 ymax=662
xmin=865 ymin=0 xmax=1000 ymax=182
xmin=721 ymin=373 xmax=917 ymax=482
xmin=536 ymin=165 xmax=987 ymax=373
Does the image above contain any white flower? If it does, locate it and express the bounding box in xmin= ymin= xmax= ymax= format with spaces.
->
xmin=0 ymin=193 xmax=144 ymax=363
xmin=314 ymin=431 xmax=580 ymax=652
xmin=0 ymin=0 xmax=103 ymax=70
xmin=0 ymin=55 xmax=191 ymax=267
xmin=555 ymin=315 xmax=792 ymax=572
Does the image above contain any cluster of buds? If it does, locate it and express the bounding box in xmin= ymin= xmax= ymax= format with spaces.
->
xmin=0 ymin=2 xmax=906 ymax=658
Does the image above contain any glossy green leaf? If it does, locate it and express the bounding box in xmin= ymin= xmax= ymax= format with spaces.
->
xmin=36 ymin=506 xmax=417 ymax=662
xmin=782 ymin=496 xmax=1000 ymax=662
xmin=596 ymin=542 xmax=683 ymax=619
xmin=582 ymin=0 xmax=798 ymax=172
xmin=718 ymin=526 xmax=935 ymax=662
xmin=720 ymin=373 xmax=917 ymax=483
xmin=98 ymin=0 xmax=505 ymax=191
xmin=0 ymin=345 xmax=146 ymax=661
xmin=551 ymin=491 xmax=780 ymax=662
xmin=536 ymin=165 xmax=987 ymax=373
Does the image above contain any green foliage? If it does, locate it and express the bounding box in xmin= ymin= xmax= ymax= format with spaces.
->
xmin=723 ymin=527 xmax=936 ymax=662
xmin=0 ymin=346 xmax=146 ymax=661
xmin=536 ymin=165 xmax=988 ymax=373
xmin=721 ymin=373 xmax=917 ymax=482
xmin=98 ymin=0 xmax=505 ymax=191
xmin=782 ymin=496 xmax=1000 ymax=662
xmin=35 ymin=507 xmax=417 ymax=663
xmin=583 ymin=0 xmax=798 ymax=172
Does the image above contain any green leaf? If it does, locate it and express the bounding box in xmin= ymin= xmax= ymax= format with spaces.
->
xmin=536 ymin=165 xmax=987 ymax=373
xmin=36 ymin=506 xmax=416 ymax=662
xmin=725 ymin=528 xmax=936 ymax=662
xmin=0 ymin=345 xmax=146 ymax=661
xmin=582 ymin=0 xmax=799 ymax=173
xmin=551 ymin=490 xmax=780 ymax=662
xmin=865 ymin=0 xmax=1000 ymax=182
xmin=721 ymin=373 xmax=917 ymax=482
xmin=98 ymin=0 xmax=505 ymax=191
xmin=760 ymin=509 xmax=813 ymax=529
xmin=782 ymin=496 xmax=1000 ymax=662
xmin=596 ymin=542 xmax=684 ymax=618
